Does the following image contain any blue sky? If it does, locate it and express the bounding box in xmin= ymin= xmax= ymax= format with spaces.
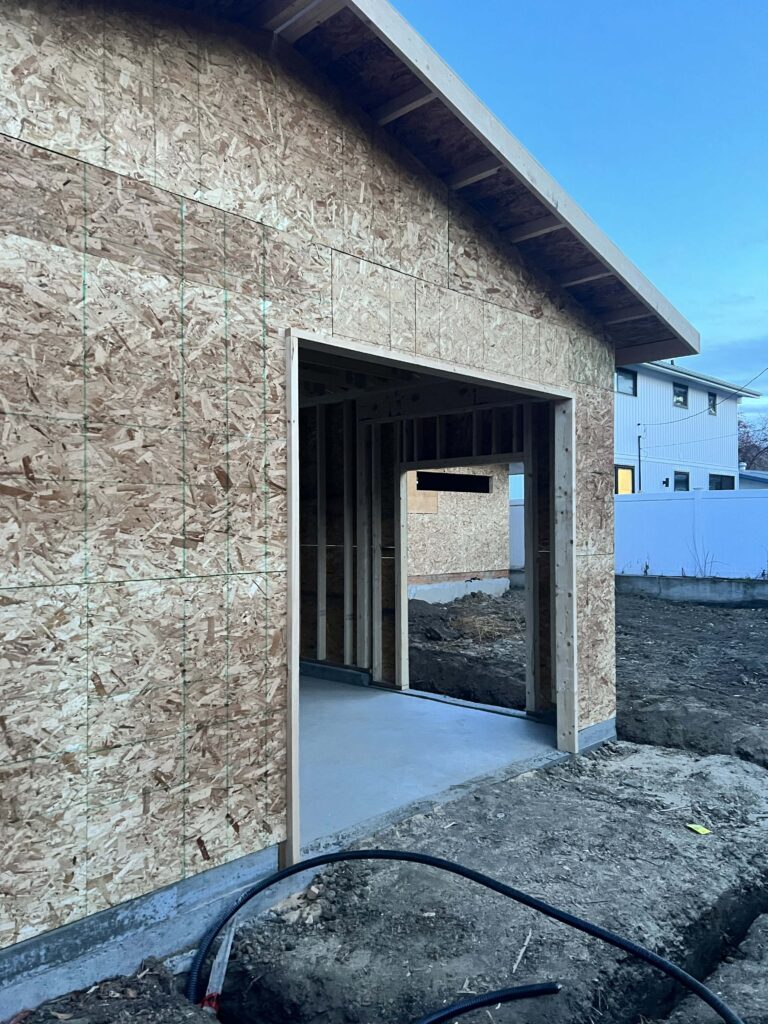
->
xmin=392 ymin=0 xmax=768 ymax=420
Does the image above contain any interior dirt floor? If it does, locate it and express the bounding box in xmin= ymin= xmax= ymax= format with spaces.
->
xmin=410 ymin=589 xmax=768 ymax=766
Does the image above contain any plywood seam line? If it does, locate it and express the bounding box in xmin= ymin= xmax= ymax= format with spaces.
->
xmin=222 ymin=213 xmax=233 ymax=852
xmin=179 ymin=195 xmax=189 ymax=880
xmin=81 ymin=158 xmax=91 ymax=919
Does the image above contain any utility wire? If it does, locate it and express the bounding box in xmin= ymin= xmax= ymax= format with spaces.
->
xmin=641 ymin=430 xmax=740 ymax=451
xmin=637 ymin=364 xmax=768 ymax=429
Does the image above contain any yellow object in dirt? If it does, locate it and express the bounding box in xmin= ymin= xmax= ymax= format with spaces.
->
xmin=685 ymin=823 xmax=712 ymax=835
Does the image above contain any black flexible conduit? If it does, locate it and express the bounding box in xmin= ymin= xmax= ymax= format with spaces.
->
xmin=412 ymin=982 xmax=562 ymax=1024
xmin=184 ymin=849 xmax=745 ymax=1024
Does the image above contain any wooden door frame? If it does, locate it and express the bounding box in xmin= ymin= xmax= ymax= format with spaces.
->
xmin=280 ymin=329 xmax=578 ymax=864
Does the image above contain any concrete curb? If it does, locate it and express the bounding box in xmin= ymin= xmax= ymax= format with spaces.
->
xmin=616 ymin=574 xmax=768 ymax=607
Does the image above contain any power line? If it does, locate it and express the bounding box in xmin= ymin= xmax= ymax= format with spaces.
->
xmin=642 ymin=430 xmax=740 ymax=451
xmin=638 ymin=364 xmax=768 ymax=429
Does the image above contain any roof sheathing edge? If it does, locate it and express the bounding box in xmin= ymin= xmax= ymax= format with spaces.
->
xmin=346 ymin=0 xmax=700 ymax=358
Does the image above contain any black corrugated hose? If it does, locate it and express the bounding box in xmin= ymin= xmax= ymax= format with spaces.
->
xmin=184 ymin=849 xmax=745 ymax=1024
xmin=412 ymin=983 xmax=562 ymax=1024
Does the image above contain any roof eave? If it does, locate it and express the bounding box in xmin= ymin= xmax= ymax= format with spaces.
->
xmin=346 ymin=0 xmax=700 ymax=362
xmin=631 ymin=361 xmax=761 ymax=397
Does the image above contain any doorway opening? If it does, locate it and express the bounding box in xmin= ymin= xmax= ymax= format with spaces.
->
xmin=286 ymin=335 xmax=576 ymax=852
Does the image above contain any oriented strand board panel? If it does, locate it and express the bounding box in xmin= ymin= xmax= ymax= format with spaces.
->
xmin=407 ymin=465 xmax=510 ymax=578
xmin=0 ymin=0 xmax=616 ymax=945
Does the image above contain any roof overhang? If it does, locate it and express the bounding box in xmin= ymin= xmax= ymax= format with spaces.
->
xmin=176 ymin=0 xmax=701 ymax=364
xmin=637 ymin=361 xmax=760 ymax=398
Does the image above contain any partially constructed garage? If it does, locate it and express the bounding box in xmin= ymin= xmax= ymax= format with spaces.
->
xmin=0 ymin=0 xmax=699 ymax=1010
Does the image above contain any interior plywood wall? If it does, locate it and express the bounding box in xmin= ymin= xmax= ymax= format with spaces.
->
xmin=1 ymin=0 xmax=614 ymax=946
xmin=407 ymin=465 xmax=511 ymax=580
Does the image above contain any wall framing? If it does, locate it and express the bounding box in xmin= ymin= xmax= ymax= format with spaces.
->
xmin=286 ymin=328 xmax=582 ymax=854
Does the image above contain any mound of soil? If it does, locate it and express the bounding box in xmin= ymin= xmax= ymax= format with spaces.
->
xmin=408 ymin=590 xmax=527 ymax=709
xmin=19 ymin=962 xmax=207 ymax=1024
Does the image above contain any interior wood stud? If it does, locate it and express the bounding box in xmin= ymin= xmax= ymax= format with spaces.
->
xmin=282 ymin=331 xmax=301 ymax=867
xmin=343 ymin=400 xmax=355 ymax=665
xmin=316 ymin=403 xmax=327 ymax=662
xmin=436 ymin=414 xmax=446 ymax=459
xmin=370 ymin=422 xmax=383 ymax=682
xmin=394 ymin=429 xmax=409 ymax=689
xmin=522 ymin=404 xmax=538 ymax=713
xmin=356 ymin=420 xmax=372 ymax=668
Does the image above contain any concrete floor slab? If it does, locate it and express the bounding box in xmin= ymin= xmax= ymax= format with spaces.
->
xmin=299 ymin=676 xmax=557 ymax=846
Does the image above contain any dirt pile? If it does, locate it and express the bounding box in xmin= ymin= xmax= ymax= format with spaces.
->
xmin=220 ymin=743 xmax=768 ymax=1024
xmin=18 ymin=962 xmax=207 ymax=1024
xmin=408 ymin=590 xmax=527 ymax=709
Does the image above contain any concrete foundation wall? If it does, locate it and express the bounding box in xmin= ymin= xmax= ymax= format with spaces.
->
xmin=0 ymin=0 xmax=615 ymax=960
xmin=615 ymin=574 xmax=768 ymax=606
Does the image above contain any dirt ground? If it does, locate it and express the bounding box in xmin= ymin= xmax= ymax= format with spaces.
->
xmin=19 ymin=962 xmax=208 ymax=1024
xmin=218 ymin=743 xmax=768 ymax=1024
xmin=409 ymin=594 xmax=528 ymax=710
xmin=17 ymin=592 xmax=768 ymax=1024
xmin=667 ymin=914 xmax=768 ymax=1024
xmin=410 ymin=588 xmax=768 ymax=765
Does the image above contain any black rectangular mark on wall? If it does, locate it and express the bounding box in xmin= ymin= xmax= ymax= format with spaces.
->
xmin=416 ymin=471 xmax=493 ymax=494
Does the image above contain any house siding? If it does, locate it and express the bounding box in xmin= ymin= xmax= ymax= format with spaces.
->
xmin=0 ymin=0 xmax=615 ymax=946
xmin=615 ymin=365 xmax=740 ymax=492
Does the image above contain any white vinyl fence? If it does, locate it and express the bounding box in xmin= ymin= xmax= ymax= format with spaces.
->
xmin=509 ymin=490 xmax=768 ymax=579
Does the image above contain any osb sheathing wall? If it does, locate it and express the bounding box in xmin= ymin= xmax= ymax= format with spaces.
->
xmin=0 ymin=0 xmax=614 ymax=945
xmin=407 ymin=465 xmax=510 ymax=579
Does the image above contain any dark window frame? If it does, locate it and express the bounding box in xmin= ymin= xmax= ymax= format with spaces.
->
xmin=673 ymin=470 xmax=690 ymax=492
xmin=708 ymin=392 xmax=718 ymax=415
xmin=709 ymin=474 xmax=735 ymax=490
xmin=673 ymin=382 xmax=689 ymax=408
xmin=615 ymin=368 xmax=637 ymax=396
xmin=614 ymin=464 xmax=636 ymax=494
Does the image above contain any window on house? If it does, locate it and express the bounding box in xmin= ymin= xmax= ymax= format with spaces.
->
xmin=708 ymin=392 xmax=718 ymax=415
xmin=673 ymin=383 xmax=688 ymax=408
xmin=673 ymin=471 xmax=690 ymax=491
xmin=615 ymin=465 xmax=635 ymax=494
xmin=616 ymin=369 xmax=637 ymax=396
xmin=709 ymin=474 xmax=735 ymax=490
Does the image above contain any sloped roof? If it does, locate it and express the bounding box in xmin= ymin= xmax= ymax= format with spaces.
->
xmin=176 ymin=0 xmax=701 ymax=364
xmin=640 ymin=361 xmax=761 ymax=398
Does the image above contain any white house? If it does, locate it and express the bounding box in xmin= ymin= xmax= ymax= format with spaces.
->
xmin=614 ymin=361 xmax=760 ymax=493
xmin=510 ymin=362 xmax=767 ymax=577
